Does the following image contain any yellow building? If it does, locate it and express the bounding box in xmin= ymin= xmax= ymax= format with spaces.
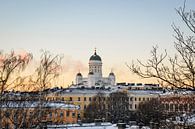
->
xmin=46 ymin=89 xmax=110 ymax=119
xmin=0 ymin=101 xmax=79 ymax=129
xmin=46 ymin=86 xmax=166 ymax=122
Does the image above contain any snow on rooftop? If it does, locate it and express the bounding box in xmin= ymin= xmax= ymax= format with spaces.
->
xmin=160 ymin=90 xmax=195 ymax=96
xmin=0 ymin=101 xmax=79 ymax=109
xmin=48 ymin=88 xmax=112 ymax=96
xmin=128 ymin=90 xmax=163 ymax=95
xmin=47 ymin=123 xmax=151 ymax=129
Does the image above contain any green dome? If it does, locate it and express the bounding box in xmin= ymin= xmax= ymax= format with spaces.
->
xmin=89 ymin=51 xmax=102 ymax=61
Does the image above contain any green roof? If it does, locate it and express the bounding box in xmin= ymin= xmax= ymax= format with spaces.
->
xmin=89 ymin=51 xmax=102 ymax=61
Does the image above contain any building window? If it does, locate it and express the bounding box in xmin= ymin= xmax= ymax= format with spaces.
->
xmin=70 ymin=97 xmax=72 ymax=101
xmin=165 ymin=104 xmax=169 ymax=110
xmin=78 ymin=97 xmax=80 ymax=101
xmin=170 ymin=104 xmax=174 ymax=111
xmin=72 ymin=112 xmax=75 ymax=118
xmin=175 ymin=104 xmax=178 ymax=112
xmin=89 ymin=97 xmax=91 ymax=101
xmin=184 ymin=104 xmax=188 ymax=111
xmin=179 ymin=104 xmax=183 ymax=112
xmin=60 ymin=112 xmax=64 ymax=118
xmin=78 ymin=113 xmax=81 ymax=119
xmin=84 ymin=97 xmax=86 ymax=101
xmin=135 ymin=104 xmax=137 ymax=109
xmin=135 ymin=98 xmax=137 ymax=101
xmin=139 ymin=98 xmax=141 ymax=101
xmin=130 ymin=97 xmax=133 ymax=101
xmin=143 ymin=98 xmax=145 ymax=101
xmin=147 ymin=98 xmax=150 ymax=101
xmin=66 ymin=111 xmax=70 ymax=117
xmin=49 ymin=112 xmax=52 ymax=119
xmin=55 ymin=112 xmax=58 ymax=117
xmin=129 ymin=104 xmax=132 ymax=109
xmin=84 ymin=105 xmax=87 ymax=109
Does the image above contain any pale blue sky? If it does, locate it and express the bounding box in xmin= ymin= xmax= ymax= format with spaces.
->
xmin=0 ymin=0 xmax=194 ymax=85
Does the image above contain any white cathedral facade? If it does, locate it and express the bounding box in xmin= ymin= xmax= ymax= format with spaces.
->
xmin=75 ymin=50 xmax=116 ymax=87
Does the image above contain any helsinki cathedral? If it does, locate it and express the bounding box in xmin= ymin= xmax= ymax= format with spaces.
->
xmin=75 ymin=49 xmax=116 ymax=87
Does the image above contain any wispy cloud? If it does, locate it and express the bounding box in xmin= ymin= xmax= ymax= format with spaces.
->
xmin=62 ymin=55 xmax=88 ymax=73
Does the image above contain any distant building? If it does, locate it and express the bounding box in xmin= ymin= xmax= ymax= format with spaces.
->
xmin=160 ymin=93 xmax=195 ymax=113
xmin=46 ymin=88 xmax=110 ymax=119
xmin=128 ymin=90 xmax=161 ymax=111
xmin=75 ymin=49 xmax=115 ymax=87
xmin=0 ymin=101 xmax=79 ymax=128
xmin=46 ymin=87 xmax=164 ymax=120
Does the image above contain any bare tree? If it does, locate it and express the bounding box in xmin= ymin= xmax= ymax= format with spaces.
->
xmin=0 ymin=50 xmax=32 ymax=96
xmin=126 ymin=1 xmax=195 ymax=128
xmin=0 ymin=50 xmax=32 ymax=129
xmin=0 ymin=50 xmax=63 ymax=128
xmin=136 ymin=98 xmax=166 ymax=127
xmin=33 ymin=50 xmax=63 ymax=91
xmin=30 ymin=50 xmax=63 ymax=128
xmin=107 ymin=91 xmax=130 ymax=123
xmin=84 ymin=91 xmax=130 ymax=123
xmin=127 ymin=2 xmax=195 ymax=90
xmin=84 ymin=92 xmax=107 ymax=123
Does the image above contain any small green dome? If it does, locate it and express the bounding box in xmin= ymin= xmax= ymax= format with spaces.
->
xmin=76 ymin=72 xmax=82 ymax=76
xmin=109 ymin=72 xmax=115 ymax=76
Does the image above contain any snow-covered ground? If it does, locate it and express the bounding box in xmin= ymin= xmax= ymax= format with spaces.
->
xmin=47 ymin=123 xmax=150 ymax=129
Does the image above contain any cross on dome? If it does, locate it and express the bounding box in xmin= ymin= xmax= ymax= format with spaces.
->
xmin=94 ymin=47 xmax=97 ymax=55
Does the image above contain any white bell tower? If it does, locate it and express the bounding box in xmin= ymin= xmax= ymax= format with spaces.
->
xmin=89 ymin=48 xmax=102 ymax=79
